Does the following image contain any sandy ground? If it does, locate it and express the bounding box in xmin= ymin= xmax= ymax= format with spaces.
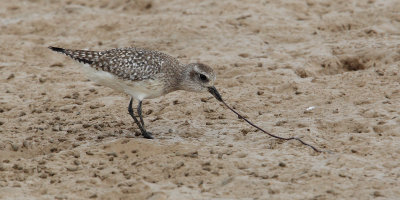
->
xmin=1 ymin=0 xmax=400 ymax=199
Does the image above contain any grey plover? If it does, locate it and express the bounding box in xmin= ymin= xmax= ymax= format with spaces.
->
xmin=49 ymin=46 xmax=222 ymax=139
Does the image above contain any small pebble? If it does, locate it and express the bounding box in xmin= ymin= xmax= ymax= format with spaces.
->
xmin=72 ymin=92 xmax=79 ymax=99
xmin=236 ymin=152 xmax=248 ymax=158
xmin=39 ymin=77 xmax=46 ymax=83
xmin=200 ymin=98 xmax=208 ymax=102
xmin=0 ymin=163 xmax=5 ymax=171
xmin=73 ymin=160 xmax=80 ymax=165
xmin=183 ymin=151 xmax=198 ymax=158
xmin=66 ymin=166 xmax=78 ymax=172
xmin=55 ymin=195 xmax=67 ymax=200
xmin=13 ymin=182 xmax=21 ymax=187
xmin=333 ymin=109 xmax=339 ymax=114
xmin=238 ymin=53 xmax=249 ymax=58
xmin=50 ymin=62 xmax=64 ymax=67
xmin=221 ymin=177 xmax=234 ymax=186
xmin=90 ymin=103 xmax=104 ymax=109
xmin=39 ymin=173 xmax=47 ymax=179
xmin=11 ymin=144 xmax=19 ymax=151
xmin=106 ymin=152 xmax=117 ymax=157
xmin=82 ymin=124 xmax=91 ymax=128
xmin=7 ymin=74 xmax=15 ymax=80
xmin=373 ymin=191 xmax=384 ymax=197
xmin=22 ymin=140 xmax=30 ymax=148
xmin=236 ymin=162 xmax=248 ymax=170
xmin=38 ymin=160 xmax=46 ymax=165
xmin=202 ymin=167 xmax=211 ymax=171
xmin=174 ymin=161 xmax=184 ymax=169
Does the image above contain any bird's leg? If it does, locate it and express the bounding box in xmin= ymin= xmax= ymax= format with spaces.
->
xmin=128 ymin=98 xmax=145 ymax=132
xmin=137 ymin=101 xmax=153 ymax=139
xmin=128 ymin=98 xmax=153 ymax=139
xmin=137 ymin=101 xmax=145 ymax=127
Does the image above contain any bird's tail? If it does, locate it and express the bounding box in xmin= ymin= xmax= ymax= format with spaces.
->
xmin=48 ymin=46 xmax=101 ymax=64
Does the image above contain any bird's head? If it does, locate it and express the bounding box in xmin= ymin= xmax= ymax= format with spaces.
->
xmin=180 ymin=63 xmax=222 ymax=101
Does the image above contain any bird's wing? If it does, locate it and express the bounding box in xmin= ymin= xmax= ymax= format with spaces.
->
xmin=49 ymin=47 xmax=177 ymax=81
xmin=94 ymin=47 xmax=164 ymax=81
xmin=49 ymin=46 xmax=101 ymax=65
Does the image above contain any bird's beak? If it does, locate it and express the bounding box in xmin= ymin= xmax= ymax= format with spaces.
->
xmin=208 ymin=86 xmax=223 ymax=102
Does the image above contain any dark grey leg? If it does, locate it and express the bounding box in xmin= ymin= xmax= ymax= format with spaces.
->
xmin=128 ymin=98 xmax=153 ymax=139
xmin=137 ymin=101 xmax=145 ymax=127
xmin=137 ymin=100 xmax=153 ymax=138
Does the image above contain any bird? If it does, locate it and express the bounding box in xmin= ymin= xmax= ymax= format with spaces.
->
xmin=49 ymin=46 xmax=222 ymax=139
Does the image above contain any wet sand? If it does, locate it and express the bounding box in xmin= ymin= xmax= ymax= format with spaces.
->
xmin=1 ymin=0 xmax=400 ymax=199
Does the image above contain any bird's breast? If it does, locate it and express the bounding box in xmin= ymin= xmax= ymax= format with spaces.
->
xmin=81 ymin=64 xmax=166 ymax=100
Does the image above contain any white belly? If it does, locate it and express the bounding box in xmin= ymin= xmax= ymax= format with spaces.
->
xmin=81 ymin=64 xmax=165 ymax=101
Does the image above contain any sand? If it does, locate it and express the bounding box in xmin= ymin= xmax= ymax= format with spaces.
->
xmin=1 ymin=0 xmax=400 ymax=199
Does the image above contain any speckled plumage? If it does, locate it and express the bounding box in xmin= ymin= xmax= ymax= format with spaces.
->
xmin=50 ymin=47 xmax=182 ymax=81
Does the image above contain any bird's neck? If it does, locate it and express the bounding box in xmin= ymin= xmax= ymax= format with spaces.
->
xmin=175 ymin=64 xmax=193 ymax=91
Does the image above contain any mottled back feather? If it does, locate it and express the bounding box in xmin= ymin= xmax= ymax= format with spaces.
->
xmin=49 ymin=46 xmax=181 ymax=81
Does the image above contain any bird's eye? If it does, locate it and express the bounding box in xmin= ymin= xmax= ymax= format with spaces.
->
xmin=199 ymin=74 xmax=208 ymax=82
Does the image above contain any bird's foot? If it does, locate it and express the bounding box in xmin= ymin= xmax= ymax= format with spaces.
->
xmin=142 ymin=131 xmax=153 ymax=139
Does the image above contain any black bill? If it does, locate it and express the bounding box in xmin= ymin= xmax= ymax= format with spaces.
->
xmin=208 ymin=86 xmax=223 ymax=102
